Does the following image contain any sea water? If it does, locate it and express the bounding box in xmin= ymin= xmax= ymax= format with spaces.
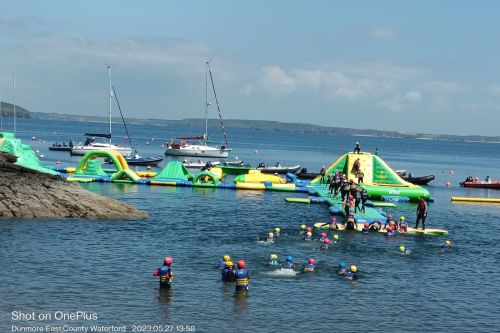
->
xmin=1 ymin=118 xmax=500 ymax=332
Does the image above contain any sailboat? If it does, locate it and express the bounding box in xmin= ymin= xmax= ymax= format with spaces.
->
xmin=71 ymin=66 xmax=133 ymax=156
xmin=164 ymin=62 xmax=232 ymax=158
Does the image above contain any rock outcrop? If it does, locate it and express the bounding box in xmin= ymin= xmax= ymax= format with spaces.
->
xmin=0 ymin=152 xmax=148 ymax=219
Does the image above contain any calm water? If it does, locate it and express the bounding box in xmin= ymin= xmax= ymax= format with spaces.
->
xmin=1 ymin=118 xmax=500 ymax=332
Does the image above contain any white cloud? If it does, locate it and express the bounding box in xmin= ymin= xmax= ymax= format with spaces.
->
xmin=421 ymin=80 xmax=469 ymax=94
xmin=485 ymin=83 xmax=500 ymax=96
xmin=380 ymin=90 xmax=422 ymax=112
xmin=370 ymin=28 xmax=399 ymax=41
xmin=262 ymin=66 xmax=297 ymax=95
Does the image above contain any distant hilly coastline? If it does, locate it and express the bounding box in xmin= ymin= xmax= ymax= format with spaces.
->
xmin=1 ymin=104 xmax=498 ymax=143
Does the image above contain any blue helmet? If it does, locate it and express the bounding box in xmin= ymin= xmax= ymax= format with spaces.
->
xmin=286 ymin=256 xmax=293 ymax=262
xmin=339 ymin=262 xmax=347 ymax=269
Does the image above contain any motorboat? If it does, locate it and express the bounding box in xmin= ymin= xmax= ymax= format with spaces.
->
xmin=402 ymin=174 xmax=435 ymax=185
xmin=257 ymin=162 xmax=301 ymax=174
xmin=460 ymin=179 xmax=500 ymax=189
xmin=295 ymin=168 xmax=320 ymax=179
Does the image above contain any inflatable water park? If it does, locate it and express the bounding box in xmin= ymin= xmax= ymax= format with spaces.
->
xmin=1 ymin=131 xmax=447 ymax=235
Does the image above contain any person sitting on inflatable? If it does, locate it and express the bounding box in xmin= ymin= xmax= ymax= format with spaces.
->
xmin=320 ymin=238 xmax=331 ymax=250
xmin=304 ymin=231 xmax=313 ymax=241
xmin=369 ymin=220 xmax=382 ymax=232
xmin=235 ymin=260 xmax=250 ymax=291
xmin=153 ymin=257 xmax=174 ymax=289
xmin=318 ymin=232 xmax=327 ymax=242
xmin=218 ymin=254 xmax=231 ymax=269
xmin=384 ymin=214 xmax=397 ymax=230
xmin=440 ymin=240 xmax=452 ymax=251
xmin=266 ymin=232 xmax=275 ymax=243
xmin=345 ymin=212 xmax=358 ymax=230
xmin=337 ymin=262 xmax=348 ymax=276
xmin=273 ymin=227 xmax=281 ymax=237
xmin=303 ymin=258 xmax=317 ymax=272
xmin=221 ymin=261 xmax=235 ymax=282
xmin=345 ymin=265 xmax=358 ymax=280
xmin=299 ymin=224 xmax=306 ymax=236
xmin=329 ymin=217 xmax=338 ymax=229
xmin=398 ymin=216 xmax=408 ymax=233
xmin=268 ymin=254 xmax=279 ymax=267
xmin=385 ymin=225 xmax=396 ymax=237
xmin=282 ymin=256 xmax=296 ymax=269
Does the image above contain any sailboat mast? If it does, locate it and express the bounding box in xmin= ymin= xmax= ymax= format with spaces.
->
xmin=204 ymin=61 xmax=209 ymax=147
xmin=12 ymin=73 xmax=16 ymax=136
xmin=107 ymin=66 xmax=112 ymax=145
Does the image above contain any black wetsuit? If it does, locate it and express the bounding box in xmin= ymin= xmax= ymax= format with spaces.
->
xmin=361 ymin=190 xmax=368 ymax=213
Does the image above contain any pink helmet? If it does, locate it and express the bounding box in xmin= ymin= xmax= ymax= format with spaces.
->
xmin=306 ymin=226 xmax=312 ymax=232
xmin=320 ymin=232 xmax=327 ymax=238
xmin=364 ymin=223 xmax=369 ymax=228
xmin=163 ymin=257 xmax=173 ymax=266
xmin=324 ymin=238 xmax=331 ymax=244
xmin=308 ymin=258 xmax=316 ymax=265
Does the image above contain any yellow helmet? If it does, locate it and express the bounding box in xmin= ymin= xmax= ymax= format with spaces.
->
xmin=300 ymin=224 xmax=306 ymax=229
xmin=399 ymin=245 xmax=406 ymax=252
xmin=333 ymin=234 xmax=339 ymax=240
xmin=223 ymin=255 xmax=231 ymax=261
xmin=445 ymin=240 xmax=451 ymax=246
xmin=225 ymin=261 xmax=233 ymax=267
xmin=274 ymin=227 xmax=281 ymax=232
xmin=350 ymin=265 xmax=357 ymax=272
xmin=268 ymin=232 xmax=274 ymax=238
xmin=400 ymin=216 xmax=405 ymax=221
xmin=270 ymin=254 xmax=278 ymax=260
xmin=306 ymin=231 xmax=312 ymax=236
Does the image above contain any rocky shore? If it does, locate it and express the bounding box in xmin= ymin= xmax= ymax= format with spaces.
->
xmin=0 ymin=152 xmax=148 ymax=219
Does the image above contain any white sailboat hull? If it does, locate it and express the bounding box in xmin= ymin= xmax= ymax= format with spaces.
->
xmin=71 ymin=144 xmax=132 ymax=156
xmin=165 ymin=144 xmax=231 ymax=158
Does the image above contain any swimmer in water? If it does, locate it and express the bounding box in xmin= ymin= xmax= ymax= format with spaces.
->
xmin=282 ymin=256 xmax=296 ymax=269
xmin=268 ymin=254 xmax=279 ymax=267
xmin=332 ymin=234 xmax=339 ymax=244
xmin=153 ymin=257 xmax=174 ymax=289
xmin=399 ymin=245 xmax=410 ymax=255
xmin=217 ymin=254 xmax=231 ymax=269
xmin=318 ymin=232 xmax=327 ymax=242
xmin=303 ymin=258 xmax=317 ymax=272
xmin=362 ymin=223 xmax=370 ymax=234
xmin=235 ymin=260 xmax=250 ymax=291
xmin=304 ymin=231 xmax=313 ymax=241
xmin=320 ymin=238 xmax=331 ymax=250
xmin=221 ymin=261 xmax=236 ymax=282
xmin=369 ymin=220 xmax=382 ymax=232
xmin=337 ymin=262 xmax=347 ymax=276
xmin=345 ymin=265 xmax=358 ymax=280
xmin=273 ymin=227 xmax=281 ymax=237
xmin=266 ymin=232 xmax=275 ymax=243
xmin=299 ymin=224 xmax=306 ymax=236
xmin=440 ymin=240 xmax=452 ymax=251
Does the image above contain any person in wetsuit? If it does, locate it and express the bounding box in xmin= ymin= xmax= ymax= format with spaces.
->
xmin=384 ymin=214 xmax=397 ymax=230
xmin=153 ymin=257 xmax=174 ymax=289
xmin=345 ymin=213 xmax=358 ymax=230
xmin=303 ymin=258 xmax=317 ymax=272
xmin=353 ymin=142 xmax=361 ymax=154
xmin=368 ymin=220 xmax=382 ymax=232
xmin=415 ymin=198 xmax=428 ymax=230
xmin=221 ymin=261 xmax=236 ymax=282
xmin=282 ymin=256 xmax=296 ymax=269
xmin=360 ymin=188 xmax=368 ymax=213
xmin=345 ymin=265 xmax=358 ymax=280
xmin=235 ymin=260 xmax=250 ymax=291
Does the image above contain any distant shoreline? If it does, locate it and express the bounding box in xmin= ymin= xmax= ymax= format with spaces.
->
xmin=1 ymin=104 xmax=499 ymax=143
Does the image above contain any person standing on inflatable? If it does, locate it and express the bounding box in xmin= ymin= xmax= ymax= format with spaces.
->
xmin=415 ymin=198 xmax=428 ymax=230
xmin=235 ymin=260 xmax=250 ymax=291
xmin=354 ymin=142 xmax=361 ymax=154
xmin=320 ymin=166 xmax=326 ymax=184
xmin=153 ymin=257 xmax=174 ymax=289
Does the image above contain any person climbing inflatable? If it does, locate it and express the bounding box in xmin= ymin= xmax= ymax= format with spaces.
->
xmin=369 ymin=220 xmax=382 ymax=232
xmin=303 ymin=258 xmax=317 ymax=272
xmin=398 ymin=216 xmax=408 ymax=234
xmin=384 ymin=214 xmax=397 ymax=230
xmin=235 ymin=260 xmax=250 ymax=291
xmin=385 ymin=225 xmax=396 ymax=237
xmin=345 ymin=213 xmax=358 ymax=230
xmin=153 ymin=257 xmax=174 ymax=289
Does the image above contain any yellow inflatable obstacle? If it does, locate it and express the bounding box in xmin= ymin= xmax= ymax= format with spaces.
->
xmin=313 ymin=222 xmax=448 ymax=236
xmin=451 ymin=197 xmax=500 ymax=203
xmin=233 ymin=169 xmax=286 ymax=184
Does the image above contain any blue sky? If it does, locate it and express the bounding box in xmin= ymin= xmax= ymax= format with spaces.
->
xmin=1 ymin=1 xmax=500 ymax=135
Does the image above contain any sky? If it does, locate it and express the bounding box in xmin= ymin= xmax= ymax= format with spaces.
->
xmin=1 ymin=1 xmax=500 ymax=136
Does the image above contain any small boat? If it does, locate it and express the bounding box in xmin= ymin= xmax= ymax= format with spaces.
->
xmin=395 ymin=169 xmax=407 ymax=177
xmin=182 ymin=160 xmax=221 ymax=169
xmin=257 ymin=163 xmax=301 ymax=174
xmin=460 ymin=180 xmax=500 ymax=189
xmin=49 ymin=141 xmax=73 ymax=152
xmin=402 ymin=174 xmax=435 ymax=185
xmin=295 ymin=168 xmax=320 ymax=179
xmin=105 ymin=152 xmax=163 ymax=166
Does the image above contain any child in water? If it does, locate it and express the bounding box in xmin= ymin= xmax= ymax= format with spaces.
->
xmin=268 ymin=254 xmax=279 ymax=266
xmin=318 ymin=232 xmax=327 ymax=242
xmin=385 ymin=225 xmax=396 ymax=237
xmin=362 ymin=223 xmax=370 ymax=234
xmin=218 ymin=254 xmax=231 ymax=269
xmin=303 ymin=258 xmax=317 ymax=272
xmin=304 ymin=231 xmax=313 ymax=241
xmin=398 ymin=216 xmax=408 ymax=233
xmin=345 ymin=265 xmax=358 ymax=280
xmin=332 ymin=234 xmax=339 ymax=244
xmin=320 ymin=238 xmax=331 ymax=250
xmin=299 ymin=224 xmax=306 ymax=236
xmin=399 ymin=245 xmax=411 ymax=255
xmin=282 ymin=256 xmax=296 ymax=269
xmin=273 ymin=227 xmax=281 ymax=237
xmin=440 ymin=240 xmax=452 ymax=251
xmin=337 ymin=262 xmax=347 ymax=276
xmin=153 ymin=257 xmax=174 ymax=289
xmin=266 ymin=232 xmax=275 ymax=243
